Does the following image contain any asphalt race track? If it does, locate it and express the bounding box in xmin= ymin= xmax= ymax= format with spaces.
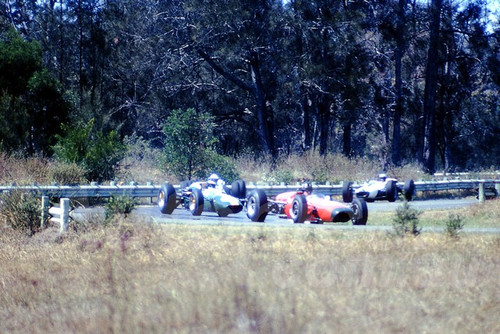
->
xmin=71 ymin=198 xmax=500 ymax=234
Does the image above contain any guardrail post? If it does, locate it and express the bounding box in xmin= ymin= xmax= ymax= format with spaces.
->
xmin=41 ymin=196 xmax=49 ymax=228
xmin=478 ymin=182 xmax=485 ymax=203
xmin=60 ymin=198 xmax=70 ymax=233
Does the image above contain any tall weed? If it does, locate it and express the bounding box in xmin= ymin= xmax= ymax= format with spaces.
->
xmin=0 ymin=190 xmax=41 ymax=235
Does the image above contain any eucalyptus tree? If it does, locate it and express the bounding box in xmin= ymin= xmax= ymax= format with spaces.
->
xmin=184 ymin=0 xmax=285 ymax=156
xmin=285 ymin=0 xmax=375 ymax=156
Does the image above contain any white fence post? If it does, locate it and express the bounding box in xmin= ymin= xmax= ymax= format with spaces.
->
xmin=48 ymin=198 xmax=70 ymax=233
xmin=41 ymin=196 xmax=49 ymax=228
xmin=478 ymin=182 xmax=485 ymax=203
xmin=60 ymin=198 xmax=70 ymax=232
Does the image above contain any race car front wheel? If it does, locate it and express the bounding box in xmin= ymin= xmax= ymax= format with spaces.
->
xmin=290 ymin=195 xmax=308 ymax=224
xmin=246 ymin=189 xmax=268 ymax=222
xmin=351 ymin=198 xmax=368 ymax=225
xmin=189 ymin=188 xmax=204 ymax=216
xmin=158 ymin=183 xmax=177 ymax=214
xmin=342 ymin=181 xmax=354 ymax=202
xmin=404 ymin=179 xmax=415 ymax=201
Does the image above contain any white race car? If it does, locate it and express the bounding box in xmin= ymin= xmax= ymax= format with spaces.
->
xmin=342 ymin=174 xmax=415 ymax=203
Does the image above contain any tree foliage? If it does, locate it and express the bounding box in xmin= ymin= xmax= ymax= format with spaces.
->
xmin=162 ymin=108 xmax=239 ymax=182
xmin=0 ymin=0 xmax=499 ymax=174
xmin=52 ymin=119 xmax=125 ymax=182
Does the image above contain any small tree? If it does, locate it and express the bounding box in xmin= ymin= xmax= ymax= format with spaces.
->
xmin=52 ymin=119 xmax=125 ymax=182
xmin=392 ymin=201 xmax=422 ymax=237
xmin=163 ymin=108 xmax=235 ymax=180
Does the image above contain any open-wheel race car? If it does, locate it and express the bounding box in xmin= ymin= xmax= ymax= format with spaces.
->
xmin=246 ymin=184 xmax=368 ymax=225
xmin=157 ymin=175 xmax=247 ymax=217
xmin=342 ymin=173 xmax=415 ymax=203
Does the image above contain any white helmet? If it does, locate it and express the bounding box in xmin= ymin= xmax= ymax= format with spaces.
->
xmin=378 ymin=173 xmax=387 ymax=181
xmin=207 ymin=173 xmax=219 ymax=187
xmin=208 ymin=173 xmax=219 ymax=182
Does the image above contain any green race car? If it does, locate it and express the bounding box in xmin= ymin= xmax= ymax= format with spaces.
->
xmin=158 ymin=175 xmax=246 ymax=217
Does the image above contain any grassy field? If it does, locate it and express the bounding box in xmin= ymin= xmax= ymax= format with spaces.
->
xmin=1 ymin=212 xmax=499 ymax=333
xmin=1 ymin=154 xmax=499 ymax=333
xmin=368 ymin=198 xmax=500 ymax=228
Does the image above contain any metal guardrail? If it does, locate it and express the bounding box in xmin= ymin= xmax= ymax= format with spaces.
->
xmin=0 ymin=180 xmax=498 ymax=199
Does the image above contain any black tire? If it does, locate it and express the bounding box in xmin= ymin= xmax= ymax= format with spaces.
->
xmin=385 ymin=180 xmax=397 ymax=202
xmin=342 ymin=181 xmax=354 ymax=203
xmin=189 ymin=188 xmax=204 ymax=216
xmin=290 ymin=194 xmax=308 ymax=224
xmin=351 ymin=198 xmax=368 ymax=225
xmin=158 ymin=183 xmax=177 ymax=214
xmin=237 ymin=180 xmax=246 ymax=199
xmin=404 ymin=179 xmax=415 ymax=201
xmin=217 ymin=210 xmax=229 ymax=217
xmin=246 ymin=189 xmax=269 ymax=222
xmin=231 ymin=180 xmax=241 ymax=199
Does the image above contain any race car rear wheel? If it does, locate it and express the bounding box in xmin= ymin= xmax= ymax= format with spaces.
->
xmin=158 ymin=183 xmax=177 ymax=214
xmin=404 ymin=179 xmax=415 ymax=201
xmin=246 ymin=189 xmax=268 ymax=222
xmin=351 ymin=198 xmax=368 ymax=225
xmin=230 ymin=180 xmax=247 ymax=199
xmin=237 ymin=180 xmax=246 ymax=198
xmin=290 ymin=194 xmax=308 ymax=224
xmin=342 ymin=181 xmax=354 ymax=203
xmin=386 ymin=180 xmax=397 ymax=202
xmin=189 ymin=188 xmax=204 ymax=216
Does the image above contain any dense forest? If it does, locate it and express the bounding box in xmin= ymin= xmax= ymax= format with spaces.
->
xmin=1 ymin=0 xmax=499 ymax=175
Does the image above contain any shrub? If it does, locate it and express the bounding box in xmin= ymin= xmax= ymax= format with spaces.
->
xmin=52 ymin=119 xmax=125 ymax=182
xmin=48 ymin=162 xmax=87 ymax=185
xmin=445 ymin=213 xmax=465 ymax=239
xmin=162 ymin=108 xmax=239 ymax=182
xmin=199 ymin=150 xmax=240 ymax=183
xmin=105 ymin=195 xmax=136 ymax=221
xmin=0 ymin=191 xmax=41 ymax=235
xmin=392 ymin=201 xmax=422 ymax=237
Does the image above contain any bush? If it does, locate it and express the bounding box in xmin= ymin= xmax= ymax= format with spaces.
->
xmin=445 ymin=213 xmax=465 ymax=239
xmin=52 ymin=119 xmax=125 ymax=182
xmin=392 ymin=201 xmax=422 ymax=237
xmin=48 ymin=162 xmax=87 ymax=185
xmin=162 ymin=108 xmax=239 ymax=181
xmin=199 ymin=150 xmax=240 ymax=183
xmin=105 ymin=195 xmax=136 ymax=221
xmin=0 ymin=191 xmax=41 ymax=235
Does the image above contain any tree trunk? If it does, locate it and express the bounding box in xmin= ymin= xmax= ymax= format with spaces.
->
xmin=318 ymin=100 xmax=330 ymax=155
xmin=422 ymin=0 xmax=442 ymax=174
xmin=343 ymin=122 xmax=352 ymax=157
xmin=197 ymin=49 xmax=275 ymax=156
xmin=392 ymin=0 xmax=407 ymax=166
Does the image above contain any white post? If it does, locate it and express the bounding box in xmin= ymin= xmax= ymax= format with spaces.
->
xmin=41 ymin=196 xmax=49 ymax=228
xmin=60 ymin=198 xmax=70 ymax=233
xmin=478 ymin=182 xmax=485 ymax=203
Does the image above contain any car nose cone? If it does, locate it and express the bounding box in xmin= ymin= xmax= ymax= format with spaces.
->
xmin=331 ymin=207 xmax=354 ymax=222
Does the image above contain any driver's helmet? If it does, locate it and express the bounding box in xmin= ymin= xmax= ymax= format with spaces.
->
xmin=378 ymin=173 xmax=387 ymax=181
xmin=302 ymin=183 xmax=313 ymax=194
xmin=207 ymin=173 xmax=219 ymax=187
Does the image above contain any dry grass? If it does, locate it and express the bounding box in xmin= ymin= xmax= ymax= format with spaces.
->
xmin=237 ymin=151 xmax=425 ymax=184
xmin=0 ymin=153 xmax=51 ymax=185
xmin=370 ymin=198 xmax=500 ymax=228
xmin=1 ymin=219 xmax=498 ymax=334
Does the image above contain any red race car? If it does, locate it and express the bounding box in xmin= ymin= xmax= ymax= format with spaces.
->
xmin=246 ymin=184 xmax=368 ymax=225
